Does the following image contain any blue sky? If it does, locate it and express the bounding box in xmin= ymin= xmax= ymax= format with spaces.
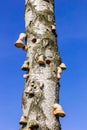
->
xmin=0 ymin=0 xmax=87 ymax=130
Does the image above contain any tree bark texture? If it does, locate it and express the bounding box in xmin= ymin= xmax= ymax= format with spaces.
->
xmin=20 ymin=0 xmax=62 ymax=130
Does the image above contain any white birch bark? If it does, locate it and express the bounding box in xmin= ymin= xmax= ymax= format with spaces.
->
xmin=20 ymin=0 xmax=62 ymax=130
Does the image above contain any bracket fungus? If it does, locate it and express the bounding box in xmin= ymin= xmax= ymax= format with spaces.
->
xmin=21 ymin=60 xmax=29 ymax=71
xmin=53 ymin=103 xmax=66 ymax=117
xmin=28 ymin=120 xmax=39 ymax=129
xmin=56 ymin=73 xmax=61 ymax=79
xmin=28 ymin=89 xmax=34 ymax=95
xmin=37 ymin=55 xmax=45 ymax=65
xmin=25 ymin=80 xmax=38 ymax=96
xmin=19 ymin=33 xmax=27 ymax=40
xmin=25 ymin=87 xmax=31 ymax=94
xmin=19 ymin=116 xmax=27 ymax=125
xmin=57 ymin=67 xmax=62 ymax=74
xmin=14 ymin=33 xmax=28 ymax=50
xmin=14 ymin=39 xmax=25 ymax=48
xmin=59 ymin=63 xmax=66 ymax=70
xmin=51 ymin=24 xmax=56 ymax=34
xmin=30 ymin=80 xmax=35 ymax=86
xmin=23 ymin=73 xmax=29 ymax=79
xmin=51 ymin=25 xmax=56 ymax=31
xmin=56 ymin=63 xmax=66 ymax=79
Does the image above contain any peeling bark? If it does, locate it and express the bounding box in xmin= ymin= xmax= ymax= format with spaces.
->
xmin=20 ymin=0 xmax=62 ymax=130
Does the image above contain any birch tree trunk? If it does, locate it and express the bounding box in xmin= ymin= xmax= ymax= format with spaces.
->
xmin=19 ymin=0 xmax=63 ymax=130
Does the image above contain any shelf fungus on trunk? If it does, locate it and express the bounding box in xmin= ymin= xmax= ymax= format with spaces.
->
xmin=53 ymin=103 xmax=66 ymax=117
xmin=25 ymin=87 xmax=31 ymax=94
xmin=19 ymin=115 xmax=27 ymax=125
xmin=23 ymin=73 xmax=29 ymax=79
xmin=51 ymin=25 xmax=56 ymax=33
xmin=25 ymin=87 xmax=34 ymax=95
xmin=14 ymin=33 xmax=28 ymax=51
xmin=57 ymin=67 xmax=62 ymax=74
xmin=30 ymin=80 xmax=35 ymax=86
xmin=59 ymin=63 xmax=67 ymax=70
xmin=28 ymin=120 xmax=39 ymax=129
xmin=56 ymin=72 xmax=61 ymax=79
xmin=37 ymin=55 xmax=45 ymax=65
xmin=21 ymin=60 xmax=29 ymax=71
xmin=56 ymin=63 xmax=67 ymax=79
xmin=14 ymin=39 xmax=25 ymax=48
xmin=19 ymin=33 xmax=27 ymax=40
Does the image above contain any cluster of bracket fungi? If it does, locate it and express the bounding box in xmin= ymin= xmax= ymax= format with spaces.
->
xmin=14 ymin=33 xmax=66 ymax=129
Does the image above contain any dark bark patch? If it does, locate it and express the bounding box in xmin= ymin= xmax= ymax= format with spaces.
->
xmin=43 ymin=0 xmax=49 ymax=3
xmin=46 ymin=59 xmax=51 ymax=65
xmin=32 ymin=38 xmax=37 ymax=43
xmin=28 ymin=93 xmax=34 ymax=98
xmin=20 ymin=124 xmax=27 ymax=129
xmin=39 ymin=64 xmax=46 ymax=67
